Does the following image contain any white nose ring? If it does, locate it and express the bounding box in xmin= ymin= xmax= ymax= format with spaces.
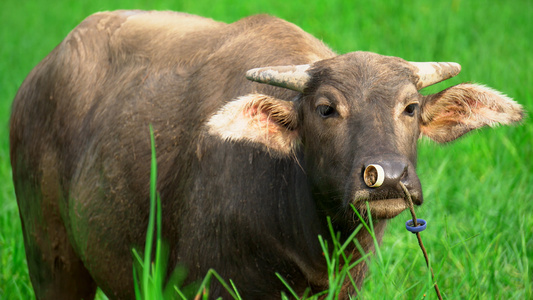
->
xmin=363 ymin=164 xmax=385 ymax=188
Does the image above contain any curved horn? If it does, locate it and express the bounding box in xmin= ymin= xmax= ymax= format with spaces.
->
xmin=409 ymin=62 xmax=461 ymax=90
xmin=245 ymin=64 xmax=311 ymax=92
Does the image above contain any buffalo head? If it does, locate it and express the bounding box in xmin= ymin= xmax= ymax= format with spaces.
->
xmin=208 ymin=51 xmax=523 ymax=224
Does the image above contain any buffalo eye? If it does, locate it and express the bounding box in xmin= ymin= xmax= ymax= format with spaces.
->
xmin=316 ymin=105 xmax=336 ymax=118
xmin=404 ymin=103 xmax=419 ymax=117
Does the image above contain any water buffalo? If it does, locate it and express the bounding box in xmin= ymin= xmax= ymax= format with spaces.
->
xmin=10 ymin=10 xmax=523 ymax=299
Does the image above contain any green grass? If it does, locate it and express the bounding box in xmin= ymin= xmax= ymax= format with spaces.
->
xmin=1 ymin=0 xmax=532 ymax=299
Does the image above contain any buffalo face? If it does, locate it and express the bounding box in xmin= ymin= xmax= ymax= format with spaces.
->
xmin=298 ymin=52 xmax=424 ymax=220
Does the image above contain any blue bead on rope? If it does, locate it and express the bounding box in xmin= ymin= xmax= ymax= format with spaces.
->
xmin=405 ymin=219 xmax=427 ymax=233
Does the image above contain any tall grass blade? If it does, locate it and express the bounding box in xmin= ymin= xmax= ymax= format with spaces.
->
xmin=276 ymin=273 xmax=302 ymax=299
xmin=193 ymin=269 xmax=241 ymax=299
xmin=132 ymin=125 xmax=166 ymax=300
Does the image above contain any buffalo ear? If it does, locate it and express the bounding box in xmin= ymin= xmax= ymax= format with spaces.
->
xmin=420 ymin=83 xmax=524 ymax=143
xmin=206 ymin=93 xmax=300 ymax=155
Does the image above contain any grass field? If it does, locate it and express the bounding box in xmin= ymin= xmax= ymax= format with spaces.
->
xmin=1 ymin=0 xmax=532 ymax=299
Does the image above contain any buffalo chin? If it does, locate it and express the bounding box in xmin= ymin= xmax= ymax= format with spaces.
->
xmin=359 ymin=198 xmax=408 ymax=219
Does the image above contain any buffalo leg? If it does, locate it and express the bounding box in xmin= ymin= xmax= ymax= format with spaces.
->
xmin=16 ymin=178 xmax=97 ymax=300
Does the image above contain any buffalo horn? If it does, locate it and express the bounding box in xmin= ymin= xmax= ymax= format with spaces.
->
xmin=409 ymin=62 xmax=461 ymax=90
xmin=245 ymin=64 xmax=311 ymax=92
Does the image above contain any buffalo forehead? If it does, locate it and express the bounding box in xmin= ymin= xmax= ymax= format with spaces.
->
xmin=310 ymin=52 xmax=415 ymax=96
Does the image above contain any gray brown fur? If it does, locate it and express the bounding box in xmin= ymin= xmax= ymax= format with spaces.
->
xmin=10 ymin=10 xmax=523 ymax=300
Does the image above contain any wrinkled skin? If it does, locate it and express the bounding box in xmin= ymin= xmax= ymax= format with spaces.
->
xmin=10 ymin=10 xmax=522 ymax=300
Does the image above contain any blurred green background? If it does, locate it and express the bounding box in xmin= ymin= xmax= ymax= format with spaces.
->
xmin=1 ymin=0 xmax=531 ymax=298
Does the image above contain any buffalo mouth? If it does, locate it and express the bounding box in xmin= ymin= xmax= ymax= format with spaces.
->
xmin=351 ymin=183 xmax=423 ymax=220
xmin=359 ymin=198 xmax=409 ymax=219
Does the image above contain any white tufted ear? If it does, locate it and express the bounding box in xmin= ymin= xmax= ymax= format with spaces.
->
xmin=206 ymin=93 xmax=300 ymax=155
xmin=420 ymin=83 xmax=524 ymax=143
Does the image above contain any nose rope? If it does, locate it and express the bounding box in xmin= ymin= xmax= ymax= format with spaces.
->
xmin=399 ymin=182 xmax=443 ymax=300
xmin=399 ymin=182 xmax=419 ymax=227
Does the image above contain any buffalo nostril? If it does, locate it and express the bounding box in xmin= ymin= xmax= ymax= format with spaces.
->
xmin=363 ymin=164 xmax=385 ymax=188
